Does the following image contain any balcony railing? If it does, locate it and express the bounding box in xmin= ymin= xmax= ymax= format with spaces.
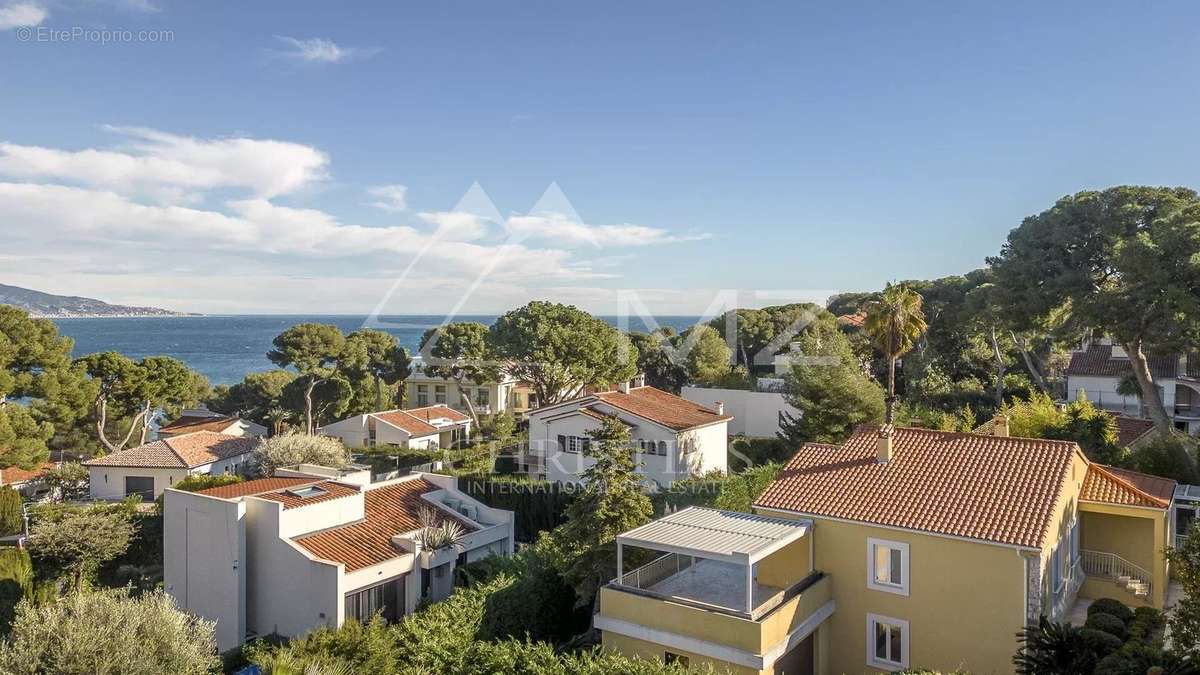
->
xmin=1081 ymin=549 xmax=1153 ymax=599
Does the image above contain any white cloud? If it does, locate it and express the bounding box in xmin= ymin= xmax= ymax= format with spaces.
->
xmin=0 ymin=2 xmax=45 ymax=29
xmin=272 ymin=36 xmax=381 ymax=64
xmin=0 ymin=129 xmax=716 ymax=313
xmin=506 ymin=212 xmax=711 ymax=248
xmin=0 ymin=126 xmax=329 ymax=200
xmin=366 ymin=184 xmax=407 ymax=212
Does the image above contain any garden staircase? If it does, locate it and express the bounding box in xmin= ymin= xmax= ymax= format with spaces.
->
xmin=1081 ymin=549 xmax=1152 ymax=599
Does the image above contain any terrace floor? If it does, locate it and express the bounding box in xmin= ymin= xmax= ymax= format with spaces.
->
xmin=646 ymin=559 xmax=784 ymax=613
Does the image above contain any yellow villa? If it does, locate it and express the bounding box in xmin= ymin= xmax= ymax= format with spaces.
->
xmin=596 ymin=420 xmax=1178 ymax=674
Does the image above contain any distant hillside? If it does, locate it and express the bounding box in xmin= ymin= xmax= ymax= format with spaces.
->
xmin=0 ymin=283 xmax=193 ymax=318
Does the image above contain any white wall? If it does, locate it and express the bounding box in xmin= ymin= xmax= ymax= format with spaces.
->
xmin=529 ymin=404 xmax=728 ymax=488
xmin=87 ymin=453 xmax=251 ymax=500
xmin=319 ymin=415 xmax=370 ymax=447
xmin=1066 ymin=374 xmax=1161 ymax=414
xmin=680 ymin=386 xmax=796 ymax=438
xmin=163 ymin=489 xmax=246 ymax=653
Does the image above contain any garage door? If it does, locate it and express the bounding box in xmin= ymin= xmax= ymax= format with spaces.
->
xmin=124 ymin=476 xmax=154 ymax=500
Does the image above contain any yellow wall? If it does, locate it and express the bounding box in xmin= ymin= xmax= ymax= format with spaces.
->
xmin=758 ymin=510 xmax=1028 ymax=675
xmin=1036 ymin=452 xmax=1087 ymax=617
xmin=1079 ymin=502 xmax=1169 ymax=608
xmin=757 ymin=538 xmax=811 ymax=589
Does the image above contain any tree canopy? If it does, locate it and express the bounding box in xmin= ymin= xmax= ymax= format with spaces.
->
xmin=251 ymin=432 xmax=349 ymax=476
xmin=988 ymin=186 xmax=1200 ymax=435
xmin=490 ymin=302 xmax=637 ymax=405
xmin=268 ymin=323 xmax=347 ymax=433
xmin=779 ymin=328 xmax=885 ymax=444
xmin=420 ymin=322 xmax=499 ymax=425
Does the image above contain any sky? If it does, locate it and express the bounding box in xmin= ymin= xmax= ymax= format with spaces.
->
xmin=1 ymin=1 xmax=1199 ymax=316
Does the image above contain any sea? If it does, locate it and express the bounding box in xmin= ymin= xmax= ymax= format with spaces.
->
xmin=50 ymin=315 xmax=705 ymax=386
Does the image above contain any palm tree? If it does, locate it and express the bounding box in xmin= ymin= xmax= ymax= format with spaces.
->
xmin=864 ymin=283 xmax=928 ymax=425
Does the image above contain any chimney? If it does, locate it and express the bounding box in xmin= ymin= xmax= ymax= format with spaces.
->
xmin=618 ymin=381 xmax=630 ymax=394
xmin=993 ymin=415 xmax=1010 ymax=438
xmin=876 ymin=425 xmax=894 ymax=463
xmin=714 ymin=401 xmax=724 ymax=415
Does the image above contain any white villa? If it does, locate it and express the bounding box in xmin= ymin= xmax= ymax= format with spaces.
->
xmin=82 ymin=431 xmax=259 ymax=500
xmin=1066 ymin=337 xmax=1200 ymax=433
xmin=405 ymin=371 xmax=541 ymax=418
xmin=163 ymin=465 xmax=514 ymax=652
xmin=527 ymin=384 xmax=732 ymax=488
xmin=318 ymin=405 xmax=472 ymax=450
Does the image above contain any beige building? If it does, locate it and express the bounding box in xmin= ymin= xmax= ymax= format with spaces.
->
xmin=163 ymin=466 xmax=514 ymax=652
xmin=597 ymin=422 xmax=1176 ymax=674
xmin=318 ymin=405 xmax=472 ymax=450
xmin=406 ymin=372 xmax=539 ymax=417
xmin=82 ymin=431 xmax=259 ymax=500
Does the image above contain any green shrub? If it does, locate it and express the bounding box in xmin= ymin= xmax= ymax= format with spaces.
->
xmin=728 ymin=436 xmax=793 ymax=471
xmin=1077 ymin=626 xmax=1124 ymax=655
xmin=478 ymin=549 xmax=586 ymax=644
xmin=1088 ymin=598 xmax=1134 ymax=623
xmin=1085 ymin=612 xmax=1129 ymax=641
xmin=0 ymin=548 xmax=33 ymax=632
xmin=0 ymin=488 xmax=22 ymax=536
xmin=170 ymin=474 xmax=242 ymax=492
xmin=715 ymin=462 xmax=782 ymax=512
xmin=1093 ymin=652 xmax=1136 ymax=675
xmin=1128 ymin=606 xmax=1165 ymax=644
xmin=245 ymin=615 xmax=399 ymax=675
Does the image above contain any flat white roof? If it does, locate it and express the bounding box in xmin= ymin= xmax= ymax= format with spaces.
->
xmin=617 ymin=506 xmax=811 ymax=565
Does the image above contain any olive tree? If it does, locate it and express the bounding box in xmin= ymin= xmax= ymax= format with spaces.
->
xmin=251 ymin=432 xmax=349 ymax=477
xmin=0 ymin=588 xmax=219 ymax=675
xmin=27 ymin=505 xmax=133 ymax=590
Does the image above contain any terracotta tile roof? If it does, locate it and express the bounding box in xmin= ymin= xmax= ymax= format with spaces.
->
xmin=1067 ymin=344 xmax=1176 ymax=379
xmin=1113 ymin=415 xmax=1156 ymax=447
xmin=371 ymin=405 xmax=470 ymax=437
xmin=294 ymin=478 xmax=477 ymax=571
xmin=159 ymin=415 xmax=239 ymax=434
xmin=837 ymin=312 xmax=866 ymax=328
xmin=754 ymin=426 xmax=1080 ymax=548
xmin=196 ymin=476 xmax=321 ymax=499
xmin=256 ymin=480 xmax=361 ymax=509
xmin=372 ymin=410 xmax=438 ymax=436
xmin=403 ymin=405 xmax=470 ymax=424
xmin=592 ymin=386 xmax=731 ymax=431
xmin=83 ymin=431 xmax=258 ymax=469
xmin=1081 ymin=464 xmax=1174 ymax=509
xmin=0 ymin=462 xmax=56 ymax=486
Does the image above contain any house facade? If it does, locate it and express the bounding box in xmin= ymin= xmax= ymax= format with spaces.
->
xmin=1066 ymin=337 xmax=1200 ymax=433
xmin=405 ymin=372 xmax=539 ymax=417
xmin=163 ymin=466 xmax=514 ymax=652
xmin=527 ymin=384 xmax=731 ymax=488
xmin=157 ymin=408 xmax=267 ymax=439
xmin=597 ymin=422 xmax=1175 ymax=674
xmin=318 ymin=405 xmax=472 ymax=450
xmin=82 ymin=431 xmax=259 ymax=500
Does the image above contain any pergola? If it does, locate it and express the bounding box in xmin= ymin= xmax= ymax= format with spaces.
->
xmin=616 ymin=506 xmax=813 ymax=615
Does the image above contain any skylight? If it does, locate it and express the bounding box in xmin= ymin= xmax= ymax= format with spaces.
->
xmin=287 ymin=485 xmax=328 ymax=499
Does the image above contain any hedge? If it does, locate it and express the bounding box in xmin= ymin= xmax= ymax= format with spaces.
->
xmin=0 ymin=548 xmax=33 ymax=632
xmin=1085 ymin=612 xmax=1129 ymax=641
xmin=456 ymin=475 xmax=575 ymax=542
xmin=0 ymin=488 xmax=21 ymax=537
xmin=1087 ymin=597 xmax=1134 ymax=623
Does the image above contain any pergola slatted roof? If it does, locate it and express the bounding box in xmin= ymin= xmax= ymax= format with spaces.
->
xmin=617 ymin=506 xmax=810 ymax=565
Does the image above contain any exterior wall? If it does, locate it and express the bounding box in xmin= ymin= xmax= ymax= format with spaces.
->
xmin=1079 ymin=502 xmax=1170 ymax=608
xmin=406 ymin=374 xmax=512 ymax=415
xmin=243 ymin=498 xmax=342 ymax=640
xmin=758 ymin=509 xmax=1027 ymax=675
xmin=88 ymin=454 xmax=251 ymax=500
xmin=1037 ymin=452 xmax=1087 ymax=622
xmin=602 ymin=632 xmax=759 ymax=675
xmin=530 ymin=403 xmax=727 ymax=487
xmin=681 ymin=387 xmax=796 ymax=438
xmin=1067 ymin=374 xmax=1149 ymax=414
xmin=319 ymin=415 xmax=370 ymax=447
xmin=163 ymin=489 xmax=246 ymax=653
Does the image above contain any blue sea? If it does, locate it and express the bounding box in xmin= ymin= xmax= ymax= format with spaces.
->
xmin=51 ymin=315 xmax=705 ymax=385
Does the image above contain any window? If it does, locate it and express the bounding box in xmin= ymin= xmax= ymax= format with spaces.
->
xmin=867 ymin=615 xmax=908 ymax=670
xmin=435 ymin=385 xmax=447 ymax=404
xmin=635 ymin=439 xmax=667 ymax=456
xmin=344 ymin=576 xmax=405 ymax=624
xmin=867 ymin=538 xmax=909 ymax=596
xmin=476 ymin=388 xmax=489 ymax=406
xmin=664 ymin=652 xmax=690 ymax=667
xmin=557 ymin=434 xmax=590 ymax=454
xmin=416 ymin=384 xmax=428 ymax=407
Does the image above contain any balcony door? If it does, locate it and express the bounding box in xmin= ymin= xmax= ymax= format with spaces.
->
xmin=344 ymin=575 xmax=406 ymax=624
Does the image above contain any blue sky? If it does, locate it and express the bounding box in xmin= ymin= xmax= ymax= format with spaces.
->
xmin=1 ymin=1 xmax=1199 ymax=314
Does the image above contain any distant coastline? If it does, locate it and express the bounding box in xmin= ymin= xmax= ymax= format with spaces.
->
xmin=37 ymin=312 xmax=202 ymax=319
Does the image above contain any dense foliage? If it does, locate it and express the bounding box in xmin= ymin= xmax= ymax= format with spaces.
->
xmin=778 ymin=328 xmax=884 ymax=444
xmin=457 ymin=474 xmax=574 ymax=543
xmin=28 ymin=504 xmax=134 ymax=590
xmin=1014 ymin=600 xmax=1182 ymax=674
xmin=251 ymin=432 xmax=349 ymax=476
xmin=0 ymin=548 xmax=32 ymax=633
xmin=249 ymin=575 xmax=692 ymax=675
xmin=170 ymin=473 xmax=243 ymax=493
xmin=1168 ymin=527 xmax=1200 ymax=658
xmin=0 ymin=588 xmax=219 ymax=675
xmin=0 ymin=487 xmax=21 ymax=536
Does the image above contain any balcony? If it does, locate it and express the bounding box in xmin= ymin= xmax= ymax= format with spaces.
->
xmin=595 ymin=507 xmax=834 ymax=671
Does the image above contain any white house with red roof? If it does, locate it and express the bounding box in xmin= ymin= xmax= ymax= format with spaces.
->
xmin=527 ymin=384 xmax=732 ymax=488
xmin=317 ymin=404 xmax=472 ymax=450
xmin=82 ymin=431 xmax=260 ymax=500
xmin=163 ymin=465 xmax=513 ymax=652
xmin=157 ymin=407 xmax=267 ymax=439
